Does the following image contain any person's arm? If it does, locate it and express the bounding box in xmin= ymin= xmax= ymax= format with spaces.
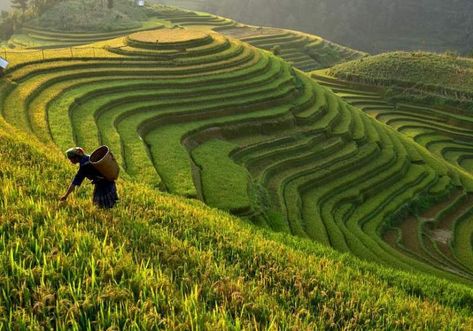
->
xmin=60 ymin=183 xmax=77 ymax=201
xmin=60 ymin=167 xmax=85 ymax=201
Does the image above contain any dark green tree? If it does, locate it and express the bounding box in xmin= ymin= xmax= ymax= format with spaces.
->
xmin=0 ymin=11 xmax=15 ymax=40
xmin=107 ymin=0 xmax=113 ymax=10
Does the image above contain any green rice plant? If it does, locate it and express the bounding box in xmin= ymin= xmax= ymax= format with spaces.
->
xmin=293 ymin=83 xmax=327 ymax=120
xmin=142 ymin=103 xmax=296 ymax=197
xmin=452 ymin=208 xmax=473 ymax=272
xmin=99 ymin=70 xmax=291 ymax=161
xmin=242 ymin=135 xmax=325 ymax=179
xmin=191 ymin=139 xmax=251 ymax=212
xmin=285 ymin=141 xmax=360 ymax=245
xmin=295 ymin=142 xmax=381 ymax=252
xmin=259 ymin=137 xmax=345 ymax=233
xmin=4 ymin=71 xmax=473 ymax=328
xmin=222 ymin=27 xmax=365 ymax=73
xmin=3 ymin=39 xmax=267 ymax=147
xmin=273 ymin=139 xmax=351 ymax=235
xmin=358 ymin=168 xmax=458 ymax=275
xmin=328 ymin=51 xmax=473 ymax=105
xmin=331 ymin=101 xmax=353 ymax=137
xmin=14 ymin=19 xmax=167 ymax=48
xmin=313 ymin=71 xmax=473 ymax=179
xmin=308 ymin=143 xmax=395 ymax=259
xmin=2 ymin=120 xmax=473 ymax=328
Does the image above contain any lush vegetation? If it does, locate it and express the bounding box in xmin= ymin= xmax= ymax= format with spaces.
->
xmin=313 ymin=72 xmax=473 ymax=273
xmin=1 ymin=0 xmax=362 ymax=73
xmin=2 ymin=2 xmax=473 ymax=326
xmin=2 ymin=114 xmax=473 ymax=328
xmin=25 ymin=0 xmax=151 ymax=31
xmin=4 ymin=4 xmax=237 ymax=49
xmin=221 ymin=26 xmax=365 ymax=72
xmin=2 ymin=26 xmax=473 ymax=285
xmin=0 ymin=0 xmax=85 ymax=42
xmin=328 ymin=52 xmax=473 ymax=107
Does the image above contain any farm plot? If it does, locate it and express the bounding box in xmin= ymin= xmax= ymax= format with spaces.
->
xmin=221 ymin=26 xmax=365 ymax=72
xmin=2 ymin=28 xmax=473 ymax=283
xmin=154 ymin=5 xmax=236 ymax=29
xmin=312 ymin=71 xmax=473 ymax=278
xmin=312 ymin=72 xmax=473 ymax=175
xmin=10 ymin=21 xmax=167 ymax=49
xmin=7 ymin=5 xmax=235 ymax=49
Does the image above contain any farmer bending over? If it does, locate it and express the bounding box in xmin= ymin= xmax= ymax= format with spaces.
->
xmin=60 ymin=147 xmax=118 ymax=209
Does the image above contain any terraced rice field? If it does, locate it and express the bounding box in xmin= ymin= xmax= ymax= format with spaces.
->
xmin=8 ymin=6 xmax=235 ymax=49
xmin=155 ymin=6 xmax=236 ymax=29
xmin=312 ymin=72 xmax=473 ymax=175
xmin=3 ymin=4 xmax=361 ymax=75
xmin=10 ymin=21 xmax=166 ymax=49
xmin=221 ymin=26 xmax=365 ymax=72
xmin=2 ymin=28 xmax=473 ymax=284
xmin=312 ymin=72 xmax=473 ymax=276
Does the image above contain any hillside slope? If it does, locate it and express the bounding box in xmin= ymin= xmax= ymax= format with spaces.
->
xmin=5 ymin=2 xmax=364 ymax=73
xmin=329 ymin=52 xmax=473 ymax=105
xmin=2 ymin=28 xmax=473 ymax=283
xmin=158 ymin=0 xmax=473 ymax=54
xmin=311 ymin=53 xmax=473 ymax=195
xmin=7 ymin=4 xmax=236 ymax=49
xmin=220 ymin=25 xmax=365 ymax=72
xmin=313 ymin=70 xmax=473 ymax=171
xmin=1 ymin=114 xmax=473 ymax=328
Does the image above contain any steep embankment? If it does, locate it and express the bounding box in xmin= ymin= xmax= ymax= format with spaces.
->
xmin=1 ymin=110 xmax=473 ymax=329
xmin=158 ymin=0 xmax=473 ymax=54
xmin=2 ymin=28 xmax=473 ymax=283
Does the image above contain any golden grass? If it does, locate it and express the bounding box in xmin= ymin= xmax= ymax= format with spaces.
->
xmin=128 ymin=29 xmax=210 ymax=44
xmin=0 ymin=47 xmax=121 ymax=68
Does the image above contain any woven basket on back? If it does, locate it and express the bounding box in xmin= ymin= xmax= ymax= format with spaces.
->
xmin=90 ymin=145 xmax=119 ymax=181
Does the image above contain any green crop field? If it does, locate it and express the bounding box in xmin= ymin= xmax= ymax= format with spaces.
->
xmin=2 ymin=116 xmax=473 ymax=328
xmin=328 ymin=51 xmax=473 ymax=108
xmin=220 ymin=26 xmax=366 ymax=72
xmin=3 ymin=25 xmax=473 ymax=285
xmin=2 ymin=3 xmax=362 ymax=74
xmin=312 ymin=67 xmax=473 ymax=281
xmin=313 ymin=71 xmax=473 ymax=175
xmin=2 ymin=1 xmax=473 ymax=327
xmin=5 ymin=4 xmax=236 ymax=49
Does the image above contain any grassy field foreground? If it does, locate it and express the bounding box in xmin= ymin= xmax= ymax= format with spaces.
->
xmin=1 ymin=121 xmax=473 ymax=328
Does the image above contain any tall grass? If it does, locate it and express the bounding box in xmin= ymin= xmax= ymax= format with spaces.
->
xmin=0 ymin=113 xmax=473 ymax=328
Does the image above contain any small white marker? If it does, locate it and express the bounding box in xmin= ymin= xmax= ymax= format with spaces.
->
xmin=0 ymin=57 xmax=9 ymax=70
